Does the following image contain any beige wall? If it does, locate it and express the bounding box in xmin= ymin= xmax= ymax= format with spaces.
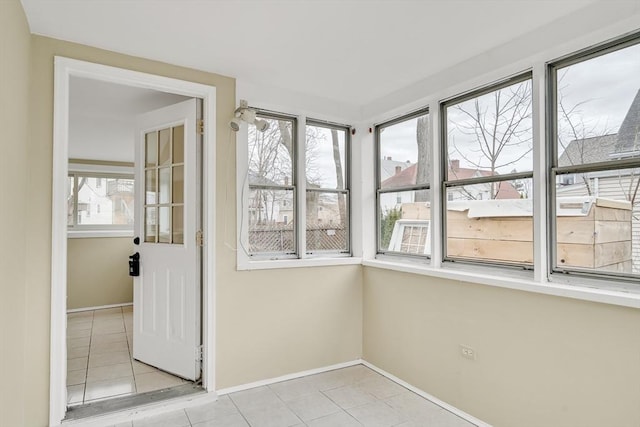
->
xmin=363 ymin=267 xmax=640 ymax=427
xmin=67 ymin=237 xmax=133 ymax=310
xmin=18 ymin=31 xmax=362 ymax=426
xmin=0 ymin=0 xmax=30 ymax=425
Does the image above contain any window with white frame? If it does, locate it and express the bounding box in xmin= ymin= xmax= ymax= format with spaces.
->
xmin=305 ymin=121 xmax=350 ymax=254
xmin=67 ymin=173 xmax=135 ymax=230
xmin=246 ymin=112 xmax=351 ymax=258
xmin=550 ymin=35 xmax=640 ymax=279
xmin=441 ymin=74 xmax=533 ymax=267
xmin=376 ymin=109 xmax=430 ymax=257
xmin=247 ymin=112 xmax=297 ymax=256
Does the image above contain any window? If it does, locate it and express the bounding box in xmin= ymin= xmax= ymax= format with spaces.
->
xmin=245 ymin=111 xmax=351 ymax=260
xmin=67 ymin=173 xmax=134 ymax=230
xmin=247 ymin=113 xmax=296 ymax=256
xmin=306 ymin=122 xmax=350 ymax=254
xmin=441 ymin=75 xmax=533 ymax=267
xmin=550 ymin=36 xmax=640 ymax=279
xmin=376 ymin=109 xmax=430 ymax=257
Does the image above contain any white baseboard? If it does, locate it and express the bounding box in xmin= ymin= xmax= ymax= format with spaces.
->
xmin=67 ymin=302 xmax=133 ymax=313
xmin=60 ymin=390 xmax=217 ymax=427
xmin=361 ymin=360 xmax=492 ymax=427
xmin=216 ymin=359 xmax=363 ymax=395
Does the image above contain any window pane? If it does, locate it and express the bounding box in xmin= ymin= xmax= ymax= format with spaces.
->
xmin=158 ymin=206 xmax=170 ymax=243
xmin=172 ymin=125 xmax=184 ymax=164
xmin=379 ymin=189 xmax=429 ymax=252
xmin=248 ymin=117 xmax=294 ymax=187
xmin=173 ymin=165 xmax=184 ymax=204
xmin=306 ymin=125 xmax=347 ymax=189
xmin=172 ymin=206 xmax=184 ymax=244
xmin=76 ymin=176 xmax=134 ymax=226
xmin=158 ymin=167 xmax=171 ymax=204
xmin=446 ymin=79 xmax=533 ymax=180
xmin=248 ymin=188 xmax=295 ymax=254
xmin=145 ymin=169 xmax=157 ymax=204
xmin=145 ymin=207 xmax=157 ymax=243
xmin=306 ymin=191 xmax=348 ymax=252
xmin=445 ymin=179 xmax=533 ymax=265
xmin=556 ymin=43 xmax=640 ymax=166
xmin=145 ymin=131 xmax=158 ymax=167
xmin=555 ymin=169 xmax=638 ymax=275
xmin=159 ymin=127 xmax=171 ymax=166
xmin=379 ymin=114 xmax=430 ymax=189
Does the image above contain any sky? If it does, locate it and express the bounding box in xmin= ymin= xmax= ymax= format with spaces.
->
xmin=380 ymin=41 xmax=640 ymax=175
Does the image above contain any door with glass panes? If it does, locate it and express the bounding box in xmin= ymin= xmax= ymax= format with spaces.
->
xmin=133 ymin=98 xmax=201 ymax=381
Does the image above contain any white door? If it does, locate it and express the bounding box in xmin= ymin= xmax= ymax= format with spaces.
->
xmin=133 ymin=98 xmax=201 ymax=381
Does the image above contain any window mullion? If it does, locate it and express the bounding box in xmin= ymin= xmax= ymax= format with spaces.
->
xmin=430 ymin=105 xmax=443 ymax=268
xmin=297 ymin=115 xmax=307 ymax=259
xmin=532 ymin=61 xmax=548 ymax=283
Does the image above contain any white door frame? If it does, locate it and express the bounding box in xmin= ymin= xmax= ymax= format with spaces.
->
xmin=50 ymin=56 xmax=217 ymax=426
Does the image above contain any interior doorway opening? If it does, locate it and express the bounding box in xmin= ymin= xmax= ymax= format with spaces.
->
xmin=51 ymin=57 xmax=217 ymax=426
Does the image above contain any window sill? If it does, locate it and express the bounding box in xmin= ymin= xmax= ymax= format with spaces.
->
xmin=68 ymin=230 xmax=134 ymax=239
xmin=363 ymin=259 xmax=640 ymax=309
xmin=237 ymin=256 xmax=362 ymax=271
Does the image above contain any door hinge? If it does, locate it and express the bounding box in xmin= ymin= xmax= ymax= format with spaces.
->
xmin=195 ymin=345 xmax=203 ymax=362
xmin=197 ymin=119 xmax=204 ymax=135
xmin=196 ymin=230 xmax=204 ymax=247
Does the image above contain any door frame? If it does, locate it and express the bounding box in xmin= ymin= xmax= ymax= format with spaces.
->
xmin=50 ymin=56 xmax=217 ymax=426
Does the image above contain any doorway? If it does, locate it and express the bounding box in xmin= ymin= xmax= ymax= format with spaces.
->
xmin=51 ymin=57 xmax=217 ymax=426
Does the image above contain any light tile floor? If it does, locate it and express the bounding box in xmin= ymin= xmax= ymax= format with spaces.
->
xmin=114 ymin=365 xmax=477 ymax=427
xmin=67 ymin=306 xmax=187 ymax=406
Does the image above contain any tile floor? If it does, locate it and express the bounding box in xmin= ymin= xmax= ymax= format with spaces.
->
xmin=112 ymin=365 xmax=477 ymax=427
xmin=67 ymin=306 xmax=187 ymax=406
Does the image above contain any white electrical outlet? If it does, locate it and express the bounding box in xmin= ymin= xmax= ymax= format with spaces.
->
xmin=460 ymin=344 xmax=476 ymax=360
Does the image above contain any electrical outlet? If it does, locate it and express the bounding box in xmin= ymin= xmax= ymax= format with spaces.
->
xmin=460 ymin=344 xmax=476 ymax=360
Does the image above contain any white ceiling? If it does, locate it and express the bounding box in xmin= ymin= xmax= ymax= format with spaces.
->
xmin=21 ymin=0 xmax=612 ymax=110
xmin=69 ymin=77 xmax=188 ymax=162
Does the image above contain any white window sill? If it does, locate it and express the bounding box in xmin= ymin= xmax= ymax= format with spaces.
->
xmin=68 ymin=230 xmax=134 ymax=239
xmin=238 ymin=256 xmax=362 ymax=271
xmin=363 ymin=259 xmax=640 ymax=309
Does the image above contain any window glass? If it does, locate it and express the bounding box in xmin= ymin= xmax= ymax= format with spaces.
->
xmin=248 ymin=115 xmax=296 ymax=255
xmin=446 ymin=79 xmax=533 ymax=180
xmin=379 ymin=189 xmax=430 ymax=253
xmin=552 ymin=40 xmax=640 ymax=278
xmin=69 ymin=175 xmax=134 ymax=228
xmin=306 ymin=125 xmax=346 ymax=190
xmin=306 ymin=191 xmax=348 ymax=252
xmin=248 ymin=117 xmax=294 ymax=187
xmin=379 ymin=114 xmax=430 ymax=189
xmin=444 ymin=77 xmax=533 ymax=266
xmin=556 ymin=43 xmax=640 ymax=166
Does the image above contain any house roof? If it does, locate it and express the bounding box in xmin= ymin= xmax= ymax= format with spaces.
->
xmin=381 ymin=163 xmax=521 ymax=199
xmin=558 ymin=134 xmax=618 ymax=167
xmin=615 ymin=89 xmax=640 ymax=153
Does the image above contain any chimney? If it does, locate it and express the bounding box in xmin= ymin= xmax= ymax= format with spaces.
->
xmin=395 ymin=166 xmax=402 ymax=175
xmin=451 ymin=159 xmax=460 ymax=171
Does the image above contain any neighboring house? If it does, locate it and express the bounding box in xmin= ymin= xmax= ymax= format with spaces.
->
xmin=380 ymin=159 xmax=520 ymax=212
xmin=557 ymin=89 xmax=640 ymax=271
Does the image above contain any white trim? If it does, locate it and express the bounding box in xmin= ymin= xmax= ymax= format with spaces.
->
xmin=51 ymin=56 xmax=217 ymax=426
xmin=364 ymin=259 xmax=640 ymax=309
xmin=67 ymin=230 xmax=134 ymax=239
xmin=361 ymin=361 xmax=492 ymax=427
xmin=216 ymin=359 xmax=362 ymax=395
xmin=236 ymin=256 xmax=362 ymax=271
xmin=58 ymin=390 xmax=217 ymax=427
xmin=66 ymin=302 xmax=132 ymax=313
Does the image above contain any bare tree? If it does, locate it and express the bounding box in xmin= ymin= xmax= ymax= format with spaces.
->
xmin=450 ymin=81 xmax=532 ymax=199
xmin=415 ymin=115 xmax=431 ymax=202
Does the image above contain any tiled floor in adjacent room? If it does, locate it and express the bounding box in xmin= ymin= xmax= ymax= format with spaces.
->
xmin=67 ymin=306 xmax=188 ymax=406
xmin=112 ymin=364 xmax=477 ymax=427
